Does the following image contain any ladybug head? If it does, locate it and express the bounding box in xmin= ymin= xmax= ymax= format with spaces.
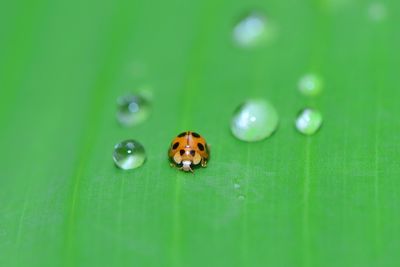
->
xmin=173 ymin=148 xmax=202 ymax=172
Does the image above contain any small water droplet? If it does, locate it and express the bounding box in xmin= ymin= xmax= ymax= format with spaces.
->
xmin=298 ymin=74 xmax=323 ymax=97
xmin=113 ymin=140 xmax=146 ymax=170
xmin=231 ymin=99 xmax=279 ymax=142
xmin=117 ymin=94 xmax=151 ymax=126
xmin=238 ymin=194 xmax=246 ymax=201
xmin=233 ymin=12 xmax=274 ymax=48
xmin=368 ymin=2 xmax=387 ymax=22
xmin=234 ymin=183 xmax=241 ymax=189
xmin=295 ymin=108 xmax=323 ymax=136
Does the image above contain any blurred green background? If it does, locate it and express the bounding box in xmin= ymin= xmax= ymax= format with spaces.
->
xmin=1 ymin=0 xmax=399 ymax=266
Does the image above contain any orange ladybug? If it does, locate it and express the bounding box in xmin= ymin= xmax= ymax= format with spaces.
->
xmin=168 ymin=131 xmax=210 ymax=173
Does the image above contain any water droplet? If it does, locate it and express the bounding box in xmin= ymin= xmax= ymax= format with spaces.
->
xmin=298 ymin=74 xmax=323 ymax=97
xmin=113 ymin=140 xmax=146 ymax=170
xmin=116 ymin=94 xmax=151 ymax=126
xmin=233 ymin=12 xmax=274 ymax=48
xmin=295 ymin=108 xmax=323 ymax=136
xmin=234 ymin=183 xmax=241 ymax=189
xmin=231 ymin=99 xmax=279 ymax=142
xmin=368 ymin=2 xmax=387 ymax=22
xmin=238 ymin=194 xmax=246 ymax=201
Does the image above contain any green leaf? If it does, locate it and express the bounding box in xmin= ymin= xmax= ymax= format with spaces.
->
xmin=1 ymin=0 xmax=399 ymax=266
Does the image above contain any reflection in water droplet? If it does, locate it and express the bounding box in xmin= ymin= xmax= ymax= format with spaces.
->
xmin=117 ymin=94 xmax=151 ymax=126
xmin=368 ymin=2 xmax=387 ymax=22
xmin=233 ymin=178 xmax=241 ymax=189
xmin=113 ymin=140 xmax=146 ymax=170
xmin=298 ymin=74 xmax=323 ymax=97
xmin=233 ymin=12 xmax=274 ymax=48
xmin=295 ymin=108 xmax=323 ymax=136
xmin=128 ymin=102 xmax=139 ymax=113
xmin=231 ymin=99 xmax=279 ymax=142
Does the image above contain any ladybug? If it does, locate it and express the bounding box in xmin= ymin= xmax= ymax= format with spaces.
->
xmin=168 ymin=131 xmax=210 ymax=173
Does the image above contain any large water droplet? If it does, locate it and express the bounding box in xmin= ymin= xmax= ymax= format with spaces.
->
xmin=295 ymin=108 xmax=323 ymax=136
xmin=298 ymin=74 xmax=323 ymax=97
xmin=231 ymin=99 xmax=279 ymax=142
xmin=368 ymin=2 xmax=387 ymax=22
xmin=233 ymin=12 xmax=274 ymax=48
xmin=116 ymin=94 xmax=151 ymax=126
xmin=113 ymin=140 xmax=146 ymax=170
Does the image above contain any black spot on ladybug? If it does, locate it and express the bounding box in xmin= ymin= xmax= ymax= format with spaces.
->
xmin=191 ymin=132 xmax=200 ymax=138
xmin=177 ymin=132 xmax=187 ymax=137
xmin=180 ymin=149 xmax=185 ymax=156
xmin=172 ymin=142 xmax=179 ymax=149
xmin=190 ymin=150 xmax=196 ymax=156
xmin=197 ymin=143 xmax=205 ymax=151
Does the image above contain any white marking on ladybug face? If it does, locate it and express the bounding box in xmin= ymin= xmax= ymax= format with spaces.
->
xmin=182 ymin=160 xmax=192 ymax=171
xmin=193 ymin=152 xmax=201 ymax=165
xmin=173 ymin=153 xmax=182 ymax=164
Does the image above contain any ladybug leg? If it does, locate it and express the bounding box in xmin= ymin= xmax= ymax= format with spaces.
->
xmin=179 ymin=165 xmax=194 ymax=174
xmin=201 ymin=158 xmax=208 ymax=168
xmin=170 ymin=163 xmax=182 ymax=171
